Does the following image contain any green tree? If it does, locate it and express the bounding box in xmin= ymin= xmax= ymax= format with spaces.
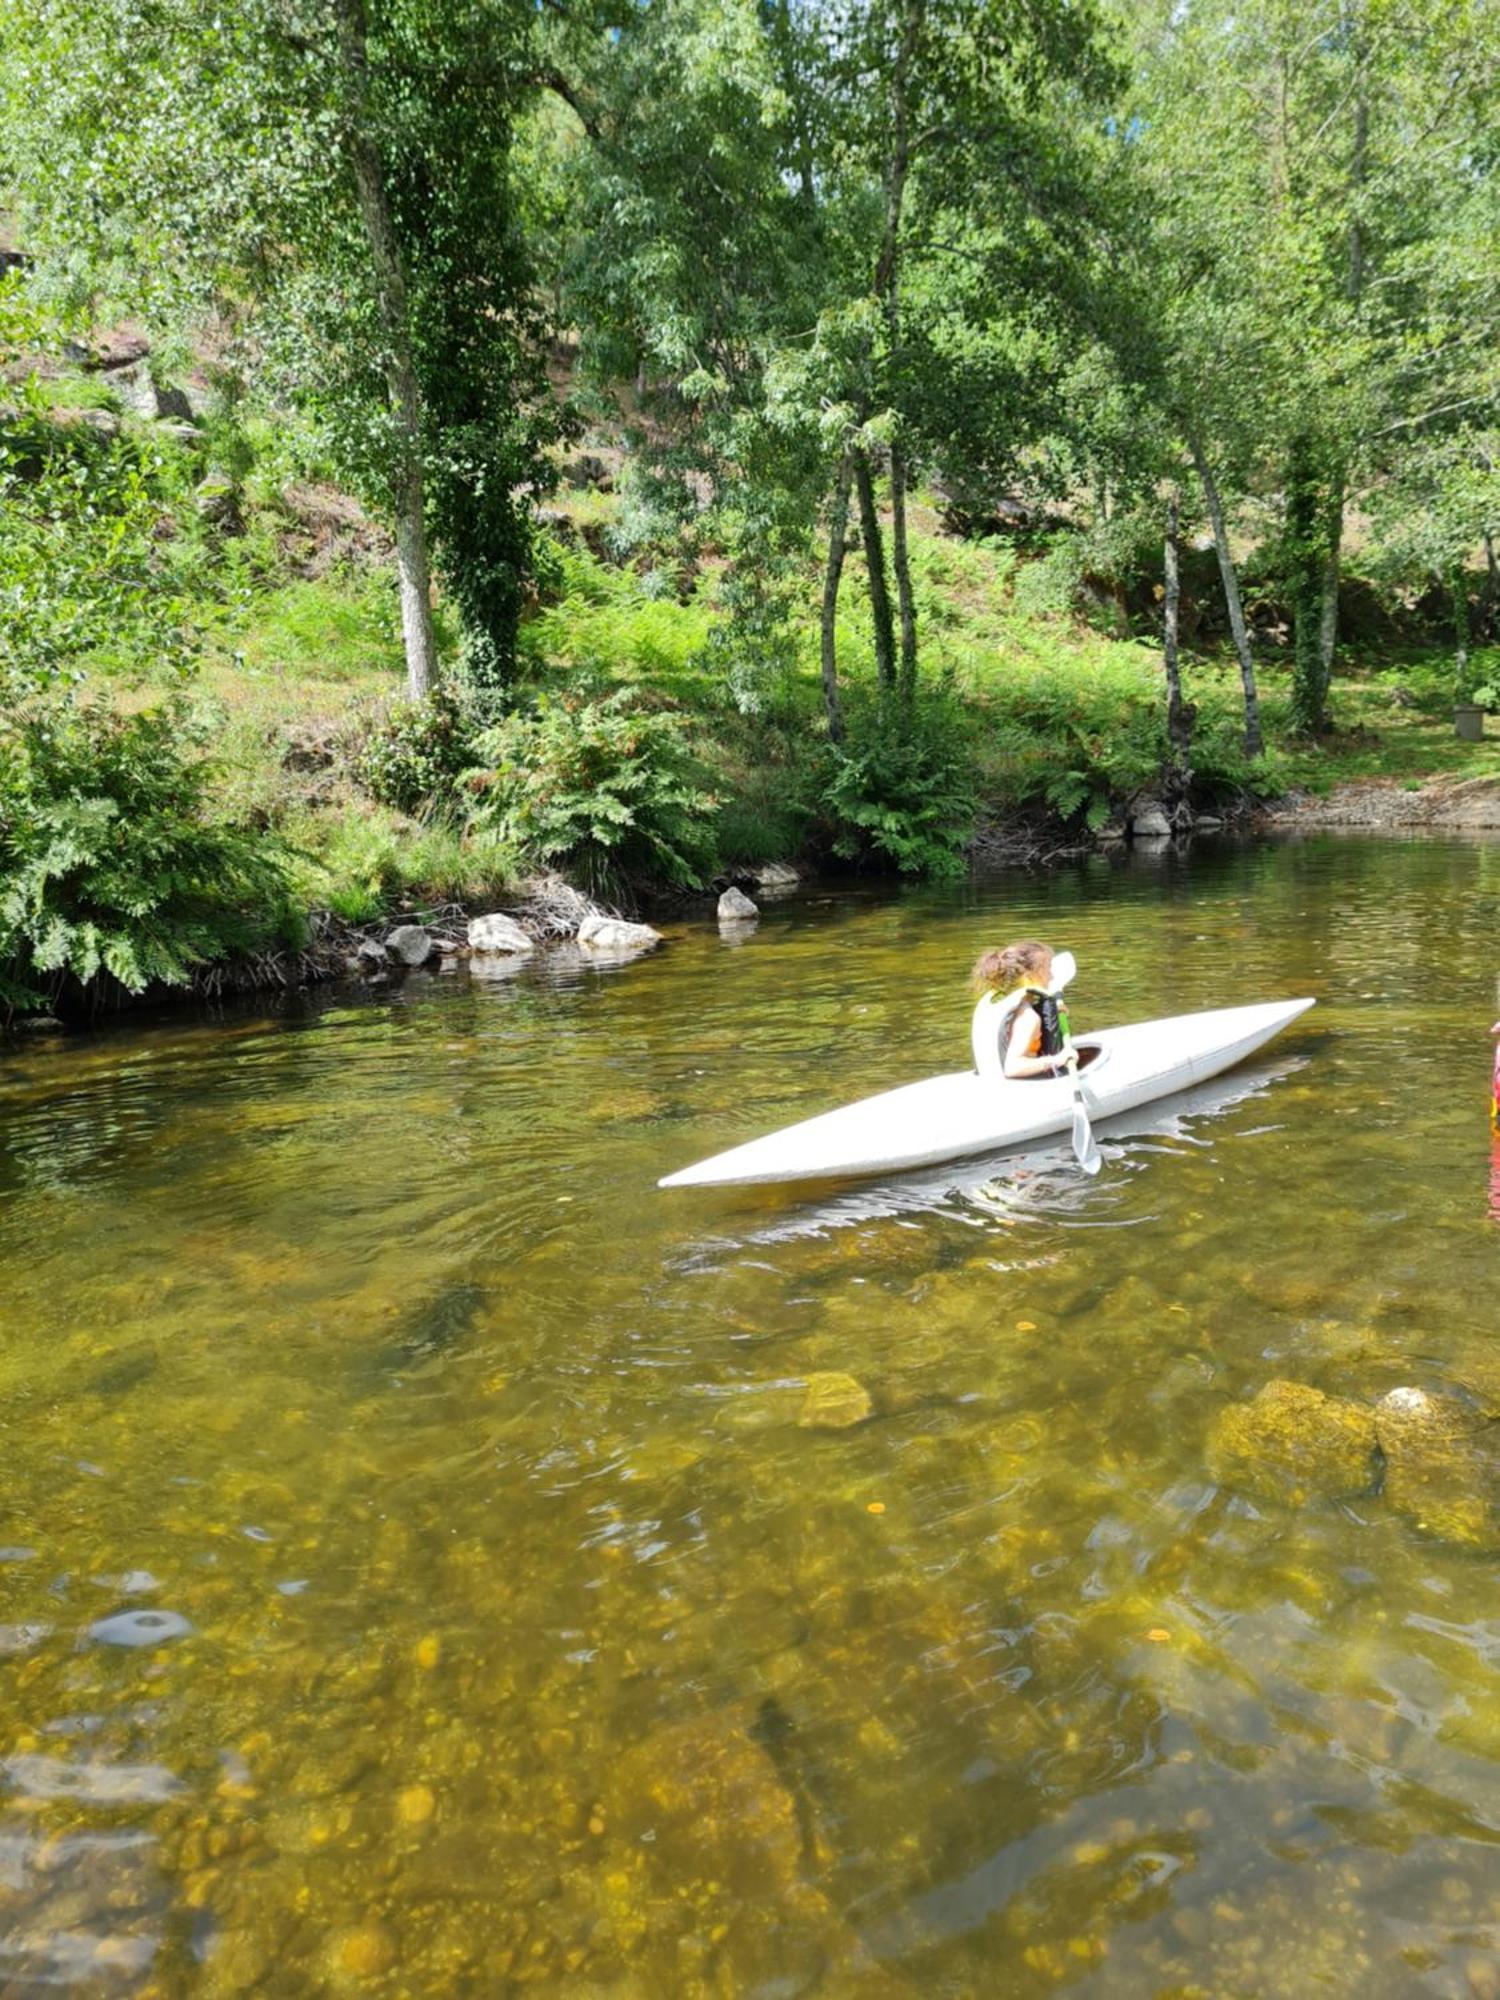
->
xmin=2 ymin=0 xmax=558 ymax=698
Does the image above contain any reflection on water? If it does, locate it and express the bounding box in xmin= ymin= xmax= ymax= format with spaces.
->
xmin=2 ymin=833 xmax=1500 ymax=1994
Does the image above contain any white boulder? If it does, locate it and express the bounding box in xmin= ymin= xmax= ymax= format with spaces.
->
xmin=717 ymin=887 xmax=759 ymax=923
xmin=577 ymin=912 xmax=662 ymax=954
xmin=467 ymin=912 xmax=535 ymax=955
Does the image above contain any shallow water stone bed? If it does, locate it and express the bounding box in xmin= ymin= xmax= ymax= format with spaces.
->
xmin=2 ymin=838 xmax=1500 ymax=1994
xmin=1207 ymin=1379 xmax=1500 ymax=1549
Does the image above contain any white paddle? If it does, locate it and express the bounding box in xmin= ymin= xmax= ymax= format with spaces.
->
xmin=1046 ymin=954 xmax=1100 ymax=1176
xmin=1068 ymin=1054 xmax=1101 ymax=1176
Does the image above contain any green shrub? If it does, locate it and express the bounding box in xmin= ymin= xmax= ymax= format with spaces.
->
xmin=818 ymin=702 xmax=978 ymax=877
xmin=355 ymin=688 xmax=479 ymax=813
xmin=0 ymin=700 xmax=298 ymax=1015
xmin=463 ymin=686 xmax=718 ymax=892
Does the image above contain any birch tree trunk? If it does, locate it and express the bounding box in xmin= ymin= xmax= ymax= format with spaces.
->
xmin=1317 ymin=84 xmax=1365 ymax=699
xmin=332 ymin=0 xmax=438 ymax=701
xmin=853 ymin=449 xmax=897 ymax=706
xmin=1317 ymin=476 xmax=1344 ymax=693
xmin=1188 ymin=432 xmax=1264 ymax=757
xmin=819 ymin=453 xmax=853 ymax=744
xmin=874 ymin=0 xmax=921 ymax=715
xmin=1163 ymin=489 xmax=1192 ymax=778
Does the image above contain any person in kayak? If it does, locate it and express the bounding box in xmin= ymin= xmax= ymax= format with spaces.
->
xmin=970 ymin=940 xmax=1076 ymax=1081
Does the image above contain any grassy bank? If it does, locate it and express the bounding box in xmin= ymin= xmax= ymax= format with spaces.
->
xmin=4 ymin=373 xmax=1494 ymax=1017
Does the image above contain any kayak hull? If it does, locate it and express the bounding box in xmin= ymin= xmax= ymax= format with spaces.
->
xmin=658 ymin=997 xmax=1315 ymax=1189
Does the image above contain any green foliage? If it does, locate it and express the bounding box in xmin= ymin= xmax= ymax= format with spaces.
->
xmin=0 ymin=701 xmax=297 ymax=1015
xmin=818 ymin=701 xmax=977 ymax=877
xmin=522 ymin=549 xmax=717 ymax=693
xmin=290 ymin=808 xmax=520 ymax=923
xmin=227 ymin=575 xmax=410 ymax=685
xmin=0 ymin=387 xmax=198 ymax=696
xmin=463 ymin=686 xmax=718 ymax=892
xmin=354 ymin=688 xmax=479 ymax=813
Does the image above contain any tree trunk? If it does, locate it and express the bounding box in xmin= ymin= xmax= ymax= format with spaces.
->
xmin=1286 ymin=434 xmax=1327 ymax=735
xmin=853 ymin=449 xmax=897 ymax=705
xmin=890 ymin=440 xmax=918 ymax=709
xmin=1453 ymin=563 xmax=1472 ymax=695
xmin=1315 ymin=76 xmax=1365 ymax=701
xmin=332 ymin=0 xmax=437 ymax=701
xmin=1163 ymin=489 xmax=1192 ymax=780
xmin=819 ymin=453 xmax=853 ymax=743
xmin=1481 ymin=528 xmax=1499 ymax=642
xmin=1188 ymin=432 xmax=1263 ymax=757
xmin=1317 ymin=475 xmax=1344 ymax=696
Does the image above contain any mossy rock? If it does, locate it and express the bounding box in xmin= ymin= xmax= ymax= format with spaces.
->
xmin=610 ymin=1711 xmax=805 ymax=1895
xmin=798 ymin=1372 xmax=873 ymax=1430
xmin=1375 ymin=1387 xmax=1500 ymax=1551
xmin=1206 ymin=1380 xmax=1377 ymax=1505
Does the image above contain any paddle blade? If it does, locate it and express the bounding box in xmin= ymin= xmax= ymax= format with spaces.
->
xmin=1072 ymin=1100 xmax=1102 ymax=1176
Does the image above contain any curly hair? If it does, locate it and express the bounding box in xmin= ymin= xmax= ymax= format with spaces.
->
xmin=970 ymin=939 xmax=1053 ymax=996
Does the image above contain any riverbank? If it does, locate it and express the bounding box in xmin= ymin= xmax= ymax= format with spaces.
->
xmin=7 ymin=350 xmax=1496 ymax=1022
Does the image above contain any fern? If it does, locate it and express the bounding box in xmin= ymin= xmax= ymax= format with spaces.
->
xmin=462 ymin=685 xmax=719 ymax=893
xmin=0 ymin=700 xmax=299 ymax=1016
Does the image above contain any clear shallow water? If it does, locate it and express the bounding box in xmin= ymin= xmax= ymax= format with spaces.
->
xmin=2 ymin=834 xmax=1500 ymax=1996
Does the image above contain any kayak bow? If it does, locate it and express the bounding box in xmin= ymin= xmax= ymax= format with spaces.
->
xmin=659 ymin=996 xmax=1315 ymax=1190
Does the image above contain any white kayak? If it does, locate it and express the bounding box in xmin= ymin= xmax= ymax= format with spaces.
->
xmin=659 ymin=996 xmax=1315 ymax=1189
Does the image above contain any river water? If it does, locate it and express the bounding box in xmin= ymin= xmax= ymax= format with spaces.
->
xmin=2 ymin=833 xmax=1500 ymax=1997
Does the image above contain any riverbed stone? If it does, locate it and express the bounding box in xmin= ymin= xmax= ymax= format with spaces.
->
xmin=718 ymin=887 xmax=759 ymax=923
xmin=385 ymin=924 xmax=433 ymax=967
xmin=751 ymin=861 xmax=800 ymax=888
xmin=1375 ymin=1386 xmax=1500 ymax=1549
xmin=577 ymin=912 xmax=661 ymax=954
xmin=798 ymin=1372 xmax=873 ymax=1430
xmin=467 ymin=913 xmax=534 ymax=955
xmin=1206 ymin=1380 xmax=1378 ymax=1503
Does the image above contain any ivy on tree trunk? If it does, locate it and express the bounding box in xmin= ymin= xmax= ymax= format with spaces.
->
xmin=853 ymin=449 xmax=897 ymax=706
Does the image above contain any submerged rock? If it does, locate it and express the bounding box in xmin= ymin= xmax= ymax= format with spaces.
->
xmin=717 ymin=886 xmax=759 ymax=923
xmin=798 ymin=1372 xmax=873 ymax=1430
xmin=751 ymin=861 xmax=800 ymax=888
xmin=577 ymin=912 xmax=661 ymax=955
xmin=467 ymin=912 xmax=534 ymax=955
xmin=1375 ymin=1386 xmax=1500 ymax=1550
xmin=385 ymin=924 xmax=433 ymax=967
xmin=1206 ymin=1380 xmax=1377 ymax=1503
xmin=611 ymin=1712 xmax=805 ymax=1894
xmin=89 ymin=1608 xmax=193 ymax=1648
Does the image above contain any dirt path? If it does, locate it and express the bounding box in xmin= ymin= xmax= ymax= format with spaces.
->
xmin=1262 ymin=772 xmax=1500 ymax=832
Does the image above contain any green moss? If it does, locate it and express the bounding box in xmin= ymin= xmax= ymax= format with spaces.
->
xmin=1375 ymin=1388 xmax=1500 ymax=1551
xmin=1206 ymin=1380 xmax=1378 ymax=1505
